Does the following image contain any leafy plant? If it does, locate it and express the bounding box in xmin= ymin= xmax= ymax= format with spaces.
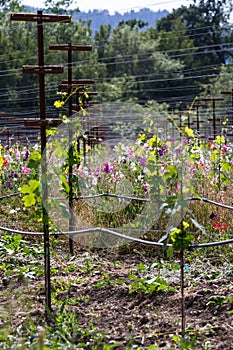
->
xmin=169 ymin=221 xmax=195 ymax=251
xmin=128 ymin=273 xmax=175 ymax=294
xmin=172 ymin=335 xmax=197 ymax=350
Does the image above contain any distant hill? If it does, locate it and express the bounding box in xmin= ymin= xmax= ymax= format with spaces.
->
xmin=73 ymin=8 xmax=169 ymax=33
xmin=24 ymin=6 xmax=169 ymax=33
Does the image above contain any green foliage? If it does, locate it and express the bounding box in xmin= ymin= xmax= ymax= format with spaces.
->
xmin=0 ymin=234 xmax=45 ymax=279
xmin=128 ymin=273 xmax=176 ymax=294
xmin=155 ymin=0 xmax=233 ymax=101
xmin=207 ymin=294 xmax=233 ymax=306
xmin=0 ymin=234 xmax=22 ymax=255
xmin=1 ymin=0 xmax=233 ymax=110
xmin=169 ymin=221 xmax=195 ymax=251
xmin=44 ymin=0 xmax=79 ymax=14
xmin=172 ymin=334 xmax=197 ymax=349
xmin=21 ymin=179 xmax=41 ymax=207
xmin=128 ymin=263 xmax=176 ymax=294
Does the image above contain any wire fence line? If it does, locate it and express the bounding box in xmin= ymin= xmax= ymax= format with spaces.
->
xmin=0 ymin=193 xmax=232 ymax=249
xmin=0 ymin=192 xmax=21 ymax=200
xmin=0 ymin=224 xmax=233 ymax=249
xmin=2 ymin=191 xmax=231 ymax=209
xmin=186 ymin=197 xmax=233 ymax=210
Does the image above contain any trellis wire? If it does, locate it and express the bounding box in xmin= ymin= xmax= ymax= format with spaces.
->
xmin=0 ymin=195 xmax=232 ymax=249
xmin=1 ymin=224 xmax=233 ymax=248
xmin=0 ymin=192 xmax=21 ymax=200
xmin=1 ymin=192 xmax=232 ymax=338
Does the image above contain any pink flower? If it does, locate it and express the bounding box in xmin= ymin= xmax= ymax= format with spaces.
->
xmin=142 ymin=182 xmax=149 ymax=191
xmin=128 ymin=147 xmax=134 ymax=158
xmin=199 ymin=161 xmax=205 ymax=169
xmin=16 ymin=150 xmax=21 ymax=160
xmin=190 ymin=164 xmax=197 ymax=170
xmin=21 ymin=166 xmax=30 ymax=174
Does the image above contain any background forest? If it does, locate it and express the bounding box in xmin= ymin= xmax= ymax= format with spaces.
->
xmin=0 ymin=0 xmax=233 ymax=119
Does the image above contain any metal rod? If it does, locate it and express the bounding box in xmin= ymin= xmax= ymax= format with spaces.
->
xmin=37 ymin=10 xmax=51 ymax=313
xmin=10 ymin=9 xmax=71 ymax=317
xmin=49 ymin=42 xmax=93 ymax=255
xmin=203 ymin=97 xmax=224 ymax=138
xmin=68 ymin=43 xmax=74 ymax=255
xmin=180 ymin=249 xmax=185 ymax=337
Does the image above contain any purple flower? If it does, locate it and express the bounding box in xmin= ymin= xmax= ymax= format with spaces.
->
xmin=175 ymin=147 xmax=182 ymax=154
xmin=139 ymin=157 xmax=146 ymax=167
xmin=7 ymin=181 xmax=13 ymax=190
xmin=94 ymin=168 xmax=100 ymax=176
xmin=103 ymin=163 xmax=110 ymax=174
xmin=23 ymin=150 xmax=30 ymax=161
xmin=142 ymin=182 xmax=149 ymax=191
xmin=209 ymin=212 xmax=217 ymax=220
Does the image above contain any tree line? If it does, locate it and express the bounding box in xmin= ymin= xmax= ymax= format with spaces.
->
xmin=0 ymin=0 xmax=233 ymax=119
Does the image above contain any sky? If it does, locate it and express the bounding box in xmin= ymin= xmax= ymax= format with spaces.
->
xmin=21 ymin=0 xmax=194 ymax=14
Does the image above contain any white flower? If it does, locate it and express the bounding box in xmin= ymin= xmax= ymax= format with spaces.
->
xmin=9 ymin=209 xmax=17 ymax=214
xmin=130 ymin=162 xmax=136 ymax=170
xmin=92 ymin=177 xmax=98 ymax=186
xmin=137 ymin=174 xmax=144 ymax=181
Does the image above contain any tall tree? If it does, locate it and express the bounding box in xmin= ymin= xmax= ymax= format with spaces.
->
xmin=95 ymin=21 xmax=183 ymax=104
xmin=155 ymin=0 xmax=233 ymax=104
xmin=44 ymin=0 xmax=79 ymax=14
xmin=157 ymin=0 xmax=233 ymax=65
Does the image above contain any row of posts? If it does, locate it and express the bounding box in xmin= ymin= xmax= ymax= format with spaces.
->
xmin=10 ymin=10 xmax=97 ymax=313
xmin=172 ymin=91 xmax=233 ymax=139
xmin=1 ymin=90 xmax=233 ymax=146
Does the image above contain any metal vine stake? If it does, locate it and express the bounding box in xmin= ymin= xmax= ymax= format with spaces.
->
xmin=49 ymin=43 xmax=93 ymax=255
xmin=10 ymin=10 xmax=71 ymax=313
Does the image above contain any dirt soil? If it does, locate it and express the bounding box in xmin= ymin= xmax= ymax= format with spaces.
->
xmin=0 ymin=242 xmax=233 ymax=349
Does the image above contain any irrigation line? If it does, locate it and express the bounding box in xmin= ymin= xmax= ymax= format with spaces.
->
xmin=2 ymin=192 xmax=232 ymax=208
xmin=1 ymin=194 xmax=233 ymax=247
xmin=186 ymin=197 xmax=233 ymax=210
xmin=75 ymin=193 xmax=150 ymax=202
xmin=190 ymin=239 xmax=233 ymax=249
xmin=50 ymin=228 xmax=233 ymax=249
xmin=0 ymin=192 xmax=21 ymax=200
xmin=51 ymin=194 xmax=233 ymax=208
xmin=1 ymin=225 xmax=233 ymax=249
xmin=0 ymin=226 xmax=43 ymax=236
xmin=51 ymin=193 xmax=150 ymax=202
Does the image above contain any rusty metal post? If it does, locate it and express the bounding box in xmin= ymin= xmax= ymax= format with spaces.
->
xmin=221 ymin=89 xmax=233 ymax=131
xmin=37 ymin=11 xmax=51 ymax=314
xmin=221 ymin=89 xmax=233 ymax=109
xmin=203 ymin=97 xmax=224 ymax=138
xmin=180 ymin=107 xmax=196 ymax=129
xmin=11 ymin=11 xmax=71 ymax=314
xmin=49 ymin=43 xmax=92 ymax=255
xmin=68 ymin=44 xmax=74 ymax=255
xmin=190 ymin=103 xmax=207 ymax=133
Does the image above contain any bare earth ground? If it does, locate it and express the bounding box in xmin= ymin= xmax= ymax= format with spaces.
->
xmin=0 ymin=239 xmax=233 ymax=349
